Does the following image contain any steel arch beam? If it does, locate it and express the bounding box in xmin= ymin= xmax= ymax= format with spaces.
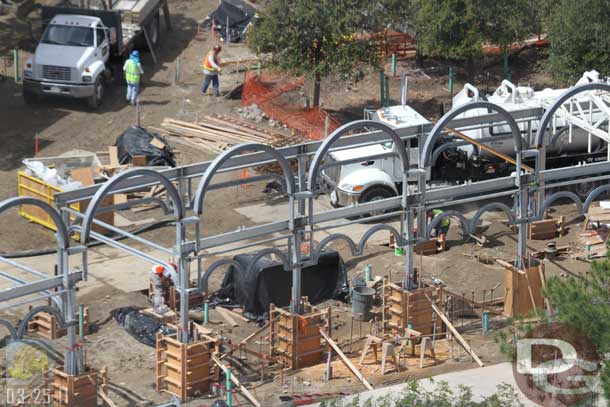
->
xmin=583 ymin=184 xmax=610 ymax=214
xmin=469 ymin=202 xmax=515 ymax=233
xmin=307 ymin=120 xmax=408 ymax=191
xmin=17 ymin=305 xmax=66 ymax=339
xmin=420 ymin=101 xmax=524 ymax=168
xmin=245 ymin=248 xmax=291 ymax=275
xmin=534 ymin=82 xmax=610 ymax=148
xmin=193 ymin=143 xmax=295 ymax=216
xmin=425 ymin=210 xmax=470 ymax=238
xmin=80 ymin=168 xmax=184 ymax=244
xmin=0 ymin=197 xmax=69 ymax=250
xmin=358 ymin=224 xmax=404 ymax=250
xmin=313 ymin=234 xmax=359 ymax=264
xmin=538 ymin=191 xmax=583 ymax=217
xmin=198 ymin=259 xmax=243 ymax=293
xmin=0 ymin=319 xmax=17 ymax=339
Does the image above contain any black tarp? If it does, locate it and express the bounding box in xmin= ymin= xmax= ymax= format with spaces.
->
xmin=212 ymin=250 xmax=348 ymax=319
xmin=115 ymin=126 xmax=176 ymax=167
xmin=113 ymin=307 xmax=175 ymax=347
xmin=206 ymin=0 xmax=256 ymax=43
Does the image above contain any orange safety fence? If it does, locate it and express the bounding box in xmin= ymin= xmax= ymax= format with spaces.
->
xmin=242 ymin=72 xmax=340 ymax=141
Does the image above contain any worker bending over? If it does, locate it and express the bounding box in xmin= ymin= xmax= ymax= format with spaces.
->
xmin=150 ymin=264 xmax=173 ymax=314
xmin=201 ymin=45 xmax=222 ymax=96
xmin=430 ymin=209 xmax=451 ymax=251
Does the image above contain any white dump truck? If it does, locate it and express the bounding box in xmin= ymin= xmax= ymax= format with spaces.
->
xmin=324 ymin=71 xmax=610 ymax=209
xmin=23 ymin=0 xmax=167 ymax=108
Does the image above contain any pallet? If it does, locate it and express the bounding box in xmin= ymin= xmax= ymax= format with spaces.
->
xmin=527 ymin=216 xmax=564 ymax=240
xmin=28 ymin=306 xmax=90 ymax=340
xmin=269 ymin=300 xmax=331 ymax=369
xmin=156 ymin=328 xmax=218 ymax=401
xmin=382 ymin=282 xmax=443 ymax=336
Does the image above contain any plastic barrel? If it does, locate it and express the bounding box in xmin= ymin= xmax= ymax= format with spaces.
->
xmin=352 ymin=286 xmax=375 ymax=321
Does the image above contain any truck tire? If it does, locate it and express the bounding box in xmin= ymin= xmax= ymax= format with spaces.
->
xmin=23 ymin=88 xmax=38 ymax=105
xmin=358 ymin=186 xmax=397 ymax=222
xmin=87 ymin=77 xmax=104 ymax=109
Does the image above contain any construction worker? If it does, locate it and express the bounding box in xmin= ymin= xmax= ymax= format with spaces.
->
xmin=150 ymin=264 xmax=172 ymax=314
xmin=430 ymin=209 xmax=451 ymax=251
xmin=123 ymin=50 xmax=144 ymax=105
xmin=201 ymin=45 xmax=222 ymax=96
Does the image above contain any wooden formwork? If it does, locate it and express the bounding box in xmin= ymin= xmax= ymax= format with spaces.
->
xmin=527 ymin=216 xmax=565 ymax=240
xmin=269 ymin=301 xmax=331 ymax=369
xmin=51 ymin=367 xmax=107 ymax=407
xmin=155 ymin=328 xmax=218 ymax=401
xmin=28 ymin=306 xmax=90 ymax=340
xmin=503 ymin=263 xmax=546 ymax=318
xmin=382 ymin=281 xmax=443 ymax=336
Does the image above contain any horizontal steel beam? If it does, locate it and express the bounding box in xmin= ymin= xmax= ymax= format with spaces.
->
xmin=0 ymin=271 xmax=83 ymax=303
xmin=198 ymin=220 xmax=291 ymax=250
xmin=54 ymin=107 xmax=544 ymax=205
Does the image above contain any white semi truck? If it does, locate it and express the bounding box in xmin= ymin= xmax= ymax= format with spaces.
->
xmin=23 ymin=0 xmax=166 ymax=109
xmin=324 ymin=71 xmax=610 ymax=209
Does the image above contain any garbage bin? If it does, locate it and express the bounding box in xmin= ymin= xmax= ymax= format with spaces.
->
xmin=352 ymin=286 xmax=375 ymax=321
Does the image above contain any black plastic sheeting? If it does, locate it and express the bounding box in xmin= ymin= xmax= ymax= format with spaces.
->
xmin=211 ymin=250 xmax=349 ymax=320
xmin=115 ymin=126 xmax=176 ymax=167
xmin=114 ymin=307 xmax=175 ymax=347
xmin=205 ymin=0 xmax=256 ymax=43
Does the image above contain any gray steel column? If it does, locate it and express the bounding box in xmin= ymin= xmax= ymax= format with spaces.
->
xmin=60 ymin=246 xmax=78 ymax=374
xmin=516 ymin=153 xmax=528 ymax=268
xmin=404 ymin=208 xmax=415 ymax=290
xmin=290 ymin=233 xmax=303 ymax=314
xmin=177 ymin=220 xmax=189 ymax=343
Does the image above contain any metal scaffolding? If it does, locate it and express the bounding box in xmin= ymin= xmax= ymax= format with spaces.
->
xmin=2 ymin=82 xmax=610 ymax=351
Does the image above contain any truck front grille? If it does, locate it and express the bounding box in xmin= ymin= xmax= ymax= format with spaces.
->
xmin=42 ymin=65 xmax=72 ymax=81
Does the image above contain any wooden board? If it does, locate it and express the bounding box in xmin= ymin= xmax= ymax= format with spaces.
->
xmin=503 ymin=265 xmax=545 ymax=317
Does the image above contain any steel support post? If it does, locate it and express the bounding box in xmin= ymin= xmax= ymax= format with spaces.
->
xmin=536 ymin=146 xmax=546 ymax=213
xmin=516 ymin=153 xmax=528 ymax=269
xmin=60 ymin=245 xmax=78 ymax=375
xmin=290 ymin=233 xmax=303 ymax=314
xmin=177 ymin=221 xmax=189 ymax=343
xmin=404 ymin=208 xmax=415 ymax=290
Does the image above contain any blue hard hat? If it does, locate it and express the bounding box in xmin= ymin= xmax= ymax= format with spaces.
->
xmin=131 ymin=50 xmax=139 ymax=58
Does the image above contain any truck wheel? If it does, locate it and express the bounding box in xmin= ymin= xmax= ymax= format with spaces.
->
xmin=359 ymin=186 xmax=396 ymax=222
xmin=88 ymin=77 xmax=104 ymax=109
xmin=23 ymin=88 xmax=38 ymax=105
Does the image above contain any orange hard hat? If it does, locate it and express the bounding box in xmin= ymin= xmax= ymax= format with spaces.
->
xmin=154 ymin=265 xmax=165 ymax=275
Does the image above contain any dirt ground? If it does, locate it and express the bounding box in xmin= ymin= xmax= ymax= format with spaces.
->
xmin=0 ymin=1 xmax=594 ymax=406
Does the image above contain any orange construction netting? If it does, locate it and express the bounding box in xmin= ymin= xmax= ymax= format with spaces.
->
xmin=242 ymin=72 xmax=340 ymax=141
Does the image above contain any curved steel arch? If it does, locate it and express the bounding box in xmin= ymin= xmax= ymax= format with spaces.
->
xmin=313 ymin=234 xmax=359 ymax=264
xmin=534 ymin=82 xmax=610 ymax=148
xmin=245 ymin=248 xmax=291 ymax=275
xmin=358 ymin=224 xmax=404 ymax=250
xmin=307 ymin=120 xmax=409 ymax=192
xmin=198 ymin=258 xmax=244 ymax=293
xmin=584 ymin=184 xmax=610 ymax=214
xmin=420 ymin=101 xmax=524 ymax=168
xmin=80 ymin=168 xmax=184 ymax=244
xmin=0 ymin=319 xmax=17 ymax=339
xmin=469 ymin=202 xmax=515 ymax=233
xmin=425 ymin=210 xmax=470 ymax=238
xmin=193 ymin=143 xmax=295 ymax=216
xmin=0 ymin=197 xmax=69 ymax=249
xmin=17 ymin=305 xmax=66 ymax=339
xmin=538 ymin=191 xmax=583 ymax=217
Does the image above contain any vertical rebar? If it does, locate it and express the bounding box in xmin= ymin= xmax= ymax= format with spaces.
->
xmin=226 ymin=365 xmax=232 ymax=406
xmin=391 ymin=53 xmax=396 ymax=77
xmin=79 ymin=304 xmax=84 ymax=339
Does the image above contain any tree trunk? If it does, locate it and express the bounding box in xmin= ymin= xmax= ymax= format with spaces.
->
xmin=467 ymin=56 xmax=475 ymax=83
xmin=312 ymin=73 xmax=321 ymax=107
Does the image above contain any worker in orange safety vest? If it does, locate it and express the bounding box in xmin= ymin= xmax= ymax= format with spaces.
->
xmin=201 ymin=45 xmax=222 ymax=96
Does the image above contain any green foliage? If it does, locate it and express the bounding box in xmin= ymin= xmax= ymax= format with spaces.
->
xmin=319 ymin=380 xmax=523 ymax=406
xmin=250 ymin=1 xmax=386 ymax=95
xmin=546 ymin=0 xmax=610 ymax=84
xmin=543 ymin=258 xmax=610 ymax=399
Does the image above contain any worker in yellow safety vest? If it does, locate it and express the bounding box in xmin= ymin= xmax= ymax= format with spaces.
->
xmin=201 ymin=45 xmax=222 ymax=96
xmin=430 ymin=209 xmax=451 ymax=250
xmin=123 ymin=50 xmax=144 ymax=105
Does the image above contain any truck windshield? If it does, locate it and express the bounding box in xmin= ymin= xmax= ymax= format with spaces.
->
xmin=41 ymin=25 xmax=94 ymax=47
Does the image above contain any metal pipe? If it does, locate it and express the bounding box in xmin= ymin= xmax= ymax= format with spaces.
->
xmin=79 ymin=304 xmax=85 ymax=339
xmin=226 ymin=365 xmax=233 ymax=406
xmin=0 ymin=256 xmax=49 ymax=279
xmin=0 ymin=290 xmax=68 ymax=312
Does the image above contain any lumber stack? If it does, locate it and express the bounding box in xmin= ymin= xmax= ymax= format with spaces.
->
xmin=160 ymin=115 xmax=284 ymax=154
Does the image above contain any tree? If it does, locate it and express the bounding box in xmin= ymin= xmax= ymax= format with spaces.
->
xmin=411 ymin=0 xmax=534 ymax=82
xmin=319 ymin=380 xmax=523 ymax=406
xmin=543 ymin=259 xmax=610 ymax=400
xmin=250 ymin=0 xmax=387 ymax=107
xmin=546 ymin=0 xmax=610 ymax=84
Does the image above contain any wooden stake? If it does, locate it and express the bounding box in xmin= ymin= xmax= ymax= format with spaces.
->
xmin=319 ymin=329 xmax=373 ymax=390
xmin=424 ymin=294 xmax=484 ymax=367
